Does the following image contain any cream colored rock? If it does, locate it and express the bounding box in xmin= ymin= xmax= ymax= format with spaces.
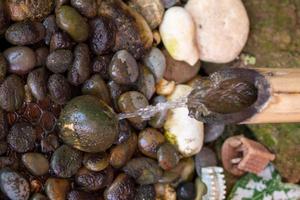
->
xmin=156 ymin=79 xmax=175 ymax=96
xmin=185 ymin=0 xmax=249 ymax=63
xmin=164 ymin=84 xmax=204 ymax=157
xmin=159 ymin=7 xmax=200 ymax=66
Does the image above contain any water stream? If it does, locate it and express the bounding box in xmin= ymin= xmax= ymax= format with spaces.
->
xmin=117 ymin=78 xmax=258 ymax=122
xmin=117 ymin=96 xmax=188 ymax=120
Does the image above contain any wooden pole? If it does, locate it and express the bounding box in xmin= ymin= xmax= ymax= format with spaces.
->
xmin=242 ymin=68 xmax=300 ymax=124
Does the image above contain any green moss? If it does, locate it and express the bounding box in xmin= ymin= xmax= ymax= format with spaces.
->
xmin=242 ymin=0 xmax=300 ymax=68
xmin=248 ymin=124 xmax=300 ymax=183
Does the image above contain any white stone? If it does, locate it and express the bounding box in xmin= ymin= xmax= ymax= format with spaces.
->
xmin=185 ymin=0 xmax=250 ymax=63
xmin=159 ymin=7 xmax=200 ymax=66
xmin=164 ymin=84 xmax=204 ymax=157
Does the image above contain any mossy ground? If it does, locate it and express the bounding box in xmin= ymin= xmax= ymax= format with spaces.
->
xmin=242 ymin=0 xmax=300 ymax=68
xmin=248 ymin=124 xmax=300 ymax=184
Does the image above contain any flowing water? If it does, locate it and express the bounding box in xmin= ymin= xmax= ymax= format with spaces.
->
xmin=117 ymin=78 xmax=258 ymax=121
xmin=117 ymin=96 xmax=188 ymax=120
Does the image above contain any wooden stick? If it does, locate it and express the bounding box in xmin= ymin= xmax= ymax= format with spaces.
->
xmin=242 ymin=68 xmax=300 ymax=124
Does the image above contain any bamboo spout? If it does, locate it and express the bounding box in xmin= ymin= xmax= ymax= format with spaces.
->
xmin=242 ymin=68 xmax=300 ymax=124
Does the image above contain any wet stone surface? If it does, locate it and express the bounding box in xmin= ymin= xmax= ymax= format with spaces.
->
xmin=0 ymin=168 xmax=30 ymax=200
xmin=7 ymin=122 xmax=36 ymax=153
xmin=50 ymin=145 xmax=82 ymax=178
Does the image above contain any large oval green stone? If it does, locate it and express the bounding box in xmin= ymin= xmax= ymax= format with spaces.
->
xmin=58 ymin=95 xmax=118 ymax=152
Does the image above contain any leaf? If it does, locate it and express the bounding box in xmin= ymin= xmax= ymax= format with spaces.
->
xmin=228 ymin=165 xmax=300 ymax=200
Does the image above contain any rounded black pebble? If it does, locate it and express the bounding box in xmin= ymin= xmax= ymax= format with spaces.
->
xmin=176 ymin=182 xmax=196 ymax=200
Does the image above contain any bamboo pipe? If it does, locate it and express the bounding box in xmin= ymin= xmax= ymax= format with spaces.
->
xmin=242 ymin=68 xmax=300 ymax=124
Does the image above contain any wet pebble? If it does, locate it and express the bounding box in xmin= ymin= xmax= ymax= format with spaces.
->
xmin=89 ymin=16 xmax=115 ymax=55
xmin=92 ymin=55 xmax=112 ymax=77
xmin=27 ymin=68 xmax=48 ymax=101
xmin=67 ymin=190 xmax=102 ymax=200
xmin=137 ymin=65 xmax=156 ymax=100
xmin=4 ymin=46 xmax=36 ymax=75
xmin=123 ymin=157 xmax=163 ymax=185
xmin=50 ymin=145 xmax=82 ymax=178
xmin=56 ymin=5 xmax=89 ymax=42
xmin=161 ymin=0 xmax=180 ymax=8
xmin=46 ymin=49 xmax=73 ymax=73
xmin=43 ymin=15 xmax=59 ymax=46
xmin=68 ymin=43 xmax=91 ymax=86
xmin=195 ymin=147 xmax=217 ymax=176
xmin=160 ymin=7 xmax=199 ymax=65
xmin=0 ymin=140 xmax=7 ymax=155
xmin=129 ymin=0 xmax=164 ymax=30
xmin=155 ymin=183 xmax=176 ymax=200
xmin=149 ymin=96 xmax=168 ymax=129
xmin=204 ymin=123 xmax=225 ymax=143
xmin=195 ymin=178 xmax=207 ymax=200
xmin=0 ymin=54 xmax=7 ymax=82
xmin=48 ymin=74 xmax=72 ymax=105
xmin=138 ymin=128 xmax=165 ymax=158
xmin=0 ymin=168 xmax=30 ymax=200
xmin=104 ymin=174 xmax=135 ymax=200
xmin=135 ymin=185 xmax=156 ymax=200
xmin=143 ymin=47 xmax=166 ymax=83
xmin=83 ymin=152 xmax=109 ymax=172
xmin=6 ymin=0 xmax=53 ymax=21
xmin=0 ymin=109 xmax=7 ymax=140
xmin=30 ymin=193 xmax=48 ymax=200
xmin=75 ymin=167 xmax=112 ymax=191
xmin=35 ymin=48 xmax=49 ymax=67
xmin=5 ymin=21 xmax=45 ymax=45
xmin=45 ymin=178 xmax=70 ymax=200
xmin=164 ymin=158 xmax=195 ymax=187
xmin=157 ymin=143 xmax=180 ymax=170
xmin=176 ymin=182 xmax=196 ymax=200
xmin=41 ymin=134 xmax=60 ymax=153
xmin=22 ymin=153 xmax=49 ymax=176
xmin=118 ymin=91 xmax=149 ymax=130
xmin=82 ymin=74 xmax=111 ymax=105
xmin=50 ymin=32 xmax=74 ymax=51
xmin=0 ymin=157 xmax=19 ymax=169
xmin=70 ymin=0 xmax=97 ymax=18
xmin=55 ymin=0 xmax=70 ymax=9
xmin=109 ymin=50 xmax=139 ymax=85
xmin=108 ymin=81 xmax=131 ymax=112
xmin=110 ymin=132 xmax=137 ymax=168
xmin=58 ymin=95 xmax=118 ymax=152
xmin=115 ymin=119 xmax=132 ymax=145
xmin=163 ymin=50 xmax=201 ymax=84
xmin=30 ymin=179 xmax=42 ymax=194
xmin=164 ymin=85 xmax=204 ymax=157
xmin=7 ymin=122 xmax=36 ymax=153
xmin=98 ymin=0 xmax=153 ymax=59
xmin=0 ymin=1 xmax=9 ymax=35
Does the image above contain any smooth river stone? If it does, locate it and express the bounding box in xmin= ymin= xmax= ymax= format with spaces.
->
xmin=58 ymin=95 xmax=118 ymax=153
xmin=0 ymin=168 xmax=30 ymax=200
xmin=185 ymin=0 xmax=249 ymax=63
xmin=164 ymin=85 xmax=204 ymax=157
xmin=159 ymin=7 xmax=200 ymax=66
xmin=22 ymin=153 xmax=49 ymax=176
